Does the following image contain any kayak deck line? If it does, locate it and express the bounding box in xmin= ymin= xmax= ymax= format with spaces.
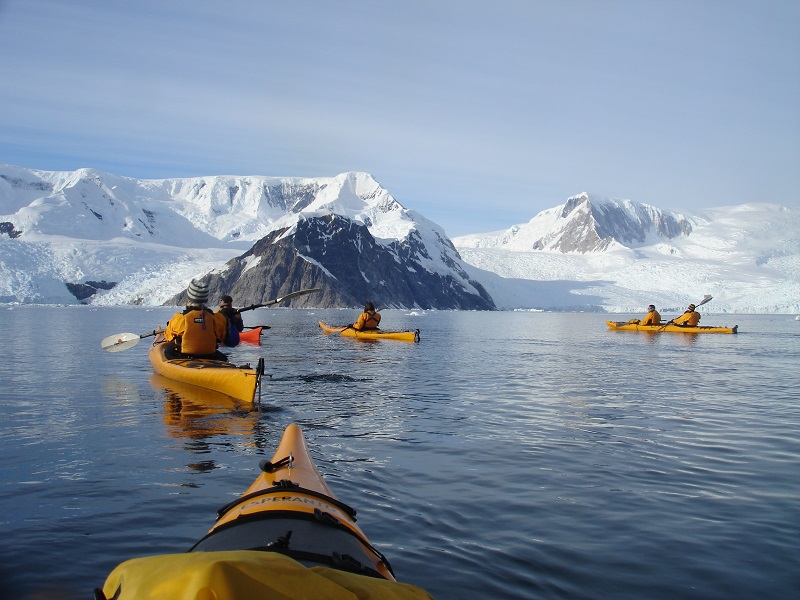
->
xmin=214 ymin=479 xmax=359 ymax=522
xmin=190 ymin=423 xmax=397 ymax=581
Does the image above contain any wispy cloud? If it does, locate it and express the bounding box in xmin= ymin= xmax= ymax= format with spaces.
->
xmin=1 ymin=0 xmax=798 ymax=236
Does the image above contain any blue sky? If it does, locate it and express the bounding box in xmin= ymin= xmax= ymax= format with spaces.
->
xmin=1 ymin=0 xmax=798 ymax=237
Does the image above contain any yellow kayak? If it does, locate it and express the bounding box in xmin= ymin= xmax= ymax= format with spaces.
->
xmin=606 ymin=320 xmax=738 ymax=334
xmin=319 ymin=321 xmax=420 ymax=342
xmin=96 ymin=424 xmax=434 ymax=600
xmin=148 ymin=333 xmax=264 ymax=403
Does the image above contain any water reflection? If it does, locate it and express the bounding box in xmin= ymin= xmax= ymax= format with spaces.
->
xmin=150 ymin=374 xmax=259 ymax=441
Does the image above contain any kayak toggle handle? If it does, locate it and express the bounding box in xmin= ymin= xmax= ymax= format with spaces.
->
xmin=259 ymin=454 xmax=293 ymax=473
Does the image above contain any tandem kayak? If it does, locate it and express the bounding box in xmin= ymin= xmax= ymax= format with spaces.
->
xmin=148 ymin=333 xmax=265 ymax=403
xmin=319 ymin=321 xmax=420 ymax=342
xmin=95 ymin=424 xmax=434 ymax=600
xmin=606 ymin=320 xmax=738 ymax=334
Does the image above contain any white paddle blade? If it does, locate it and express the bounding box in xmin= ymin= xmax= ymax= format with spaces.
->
xmin=101 ymin=332 xmax=142 ymax=352
xmin=273 ymin=287 xmax=323 ymax=305
xmin=699 ymin=295 xmax=713 ymax=306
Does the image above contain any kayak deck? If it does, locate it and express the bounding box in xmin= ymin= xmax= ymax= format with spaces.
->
xmin=606 ymin=320 xmax=738 ymax=334
xmin=190 ymin=423 xmax=396 ymax=581
xmin=319 ymin=320 xmax=420 ymax=342
xmin=148 ymin=334 xmax=264 ymax=403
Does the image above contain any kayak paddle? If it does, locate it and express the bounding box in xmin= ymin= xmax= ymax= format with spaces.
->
xmin=238 ymin=288 xmax=323 ymax=312
xmin=101 ymin=288 xmax=321 ymax=352
xmin=695 ymin=294 xmax=713 ymax=307
xmin=101 ymin=330 xmax=159 ymax=352
xmin=243 ymin=325 xmax=272 ymax=330
xmin=659 ymin=295 xmax=713 ymax=330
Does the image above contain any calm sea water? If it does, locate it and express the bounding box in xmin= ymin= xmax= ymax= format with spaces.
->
xmin=0 ymin=306 xmax=797 ymax=599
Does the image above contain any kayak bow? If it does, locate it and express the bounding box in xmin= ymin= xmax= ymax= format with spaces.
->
xmin=96 ymin=424 xmax=434 ymax=600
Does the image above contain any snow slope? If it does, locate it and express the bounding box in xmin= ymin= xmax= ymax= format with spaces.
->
xmin=453 ymin=197 xmax=800 ymax=313
xmin=0 ymin=165 xmax=474 ymax=306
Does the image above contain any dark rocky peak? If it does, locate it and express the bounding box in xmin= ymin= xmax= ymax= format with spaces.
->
xmin=173 ymin=214 xmax=495 ymax=310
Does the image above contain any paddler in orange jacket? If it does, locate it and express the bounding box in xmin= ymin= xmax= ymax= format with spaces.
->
xmin=671 ymin=303 xmax=701 ymax=326
xmin=352 ymin=301 xmax=381 ymax=330
xmin=165 ymin=280 xmax=228 ymax=355
xmin=640 ymin=304 xmax=661 ymax=325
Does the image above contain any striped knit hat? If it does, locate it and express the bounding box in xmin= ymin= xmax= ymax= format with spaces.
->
xmin=688 ymin=304 xmax=696 ymax=311
xmin=187 ymin=280 xmax=209 ymax=304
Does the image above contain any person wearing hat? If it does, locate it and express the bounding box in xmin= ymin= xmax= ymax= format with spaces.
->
xmin=671 ymin=303 xmax=701 ymax=326
xmin=216 ymin=294 xmax=244 ymax=347
xmin=164 ymin=280 xmax=228 ymax=356
xmin=351 ymin=301 xmax=381 ymax=331
xmin=640 ymin=304 xmax=662 ymax=325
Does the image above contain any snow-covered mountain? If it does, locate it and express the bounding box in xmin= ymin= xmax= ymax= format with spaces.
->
xmin=456 ymin=193 xmax=694 ymax=253
xmin=0 ymin=164 xmax=491 ymax=308
xmin=1 ymin=164 xmax=798 ymax=313
xmin=453 ymin=193 xmax=800 ymax=313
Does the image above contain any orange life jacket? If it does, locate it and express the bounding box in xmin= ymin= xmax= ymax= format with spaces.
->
xmin=355 ymin=310 xmax=381 ymax=330
xmin=181 ymin=308 xmax=219 ymax=354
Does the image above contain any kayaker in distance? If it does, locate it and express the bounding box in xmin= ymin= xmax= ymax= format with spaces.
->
xmin=164 ymin=280 xmax=228 ymax=357
xmin=352 ymin=301 xmax=381 ymax=330
xmin=670 ymin=303 xmax=701 ymax=326
xmin=217 ymin=294 xmax=244 ymax=347
xmin=641 ymin=304 xmax=662 ymax=325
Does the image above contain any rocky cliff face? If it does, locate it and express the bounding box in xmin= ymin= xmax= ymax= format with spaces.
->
xmin=170 ymin=214 xmax=496 ymax=310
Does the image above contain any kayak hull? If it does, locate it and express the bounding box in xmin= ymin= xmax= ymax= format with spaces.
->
xmin=148 ymin=334 xmax=263 ymax=403
xmin=319 ymin=321 xmax=420 ymax=342
xmin=606 ymin=320 xmax=738 ymax=334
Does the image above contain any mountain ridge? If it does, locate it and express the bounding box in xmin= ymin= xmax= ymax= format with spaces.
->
xmin=1 ymin=164 xmax=798 ymax=313
xmin=0 ymin=164 xmax=492 ymax=309
xmin=453 ymin=197 xmax=799 ymax=313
